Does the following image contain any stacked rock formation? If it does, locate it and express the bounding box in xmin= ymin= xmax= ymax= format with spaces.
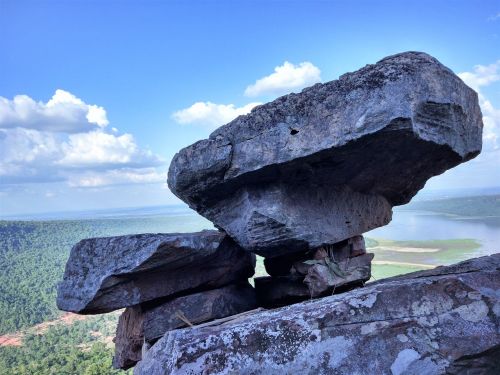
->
xmin=167 ymin=51 xmax=482 ymax=307
xmin=57 ymin=231 xmax=256 ymax=369
xmin=56 ymin=51 xmax=486 ymax=373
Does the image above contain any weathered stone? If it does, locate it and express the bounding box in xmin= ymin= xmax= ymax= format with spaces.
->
xmin=303 ymin=252 xmax=374 ymax=296
xmin=256 ymin=252 xmax=373 ymax=307
xmin=57 ymin=230 xmax=255 ymax=314
xmin=168 ymin=52 xmax=483 ymax=257
xmin=254 ymin=276 xmax=310 ymax=308
xmin=264 ymin=235 xmax=367 ymax=277
xmin=143 ymin=283 xmax=257 ymax=343
xmin=112 ymin=283 xmax=257 ymax=370
xmin=134 ymin=254 xmax=500 ymax=375
xmin=113 ymin=306 xmax=144 ymax=370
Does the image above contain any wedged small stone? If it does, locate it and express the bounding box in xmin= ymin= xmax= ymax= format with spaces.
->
xmin=168 ymin=52 xmax=483 ymax=257
xmin=113 ymin=283 xmax=257 ymax=370
xmin=134 ymin=254 xmax=500 ymax=375
xmin=256 ymin=253 xmax=373 ymax=307
xmin=142 ymin=283 xmax=257 ymax=343
xmin=264 ymin=235 xmax=366 ymax=276
xmin=303 ymin=252 xmax=374 ymax=297
xmin=113 ymin=306 xmax=144 ymax=370
xmin=57 ymin=230 xmax=255 ymax=314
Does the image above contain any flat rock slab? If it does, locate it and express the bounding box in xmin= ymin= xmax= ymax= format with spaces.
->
xmin=143 ymin=283 xmax=257 ymax=343
xmin=168 ymin=52 xmax=483 ymax=257
xmin=134 ymin=254 xmax=500 ymax=375
xmin=113 ymin=283 xmax=257 ymax=370
xmin=57 ymin=230 xmax=255 ymax=314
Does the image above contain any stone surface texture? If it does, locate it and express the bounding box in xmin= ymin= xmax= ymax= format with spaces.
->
xmin=257 ymin=236 xmax=372 ymax=307
xmin=168 ymin=52 xmax=483 ymax=257
xmin=113 ymin=306 xmax=145 ymax=370
xmin=143 ymin=283 xmax=257 ymax=343
xmin=134 ymin=254 xmax=500 ymax=375
xmin=113 ymin=283 xmax=257 ymax=370
xmin=57 ymin=230 xmax=255 ymax=314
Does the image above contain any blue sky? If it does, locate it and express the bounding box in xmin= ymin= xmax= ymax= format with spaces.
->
xmin=1 ymin=0 xmax=499 ymax=216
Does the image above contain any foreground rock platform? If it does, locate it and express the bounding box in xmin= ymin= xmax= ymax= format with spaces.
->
xmin=135 ymin=253 xmax=500 ymax=375
xmin=57 ymin=230 xmax=255 ymax=314
xmin=113 ymin=283 xmax=257 ymax=370
xmin=168 ymin=52 xmax=483 ymax=257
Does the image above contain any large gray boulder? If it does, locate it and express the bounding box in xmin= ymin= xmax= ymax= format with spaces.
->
xmin=134 ymin=253 xmax=500 ymax=375
xmin=57 ymin=230 xmax=255 ymax=314
xmin=168 ymin=52 xmax=483 ymax=257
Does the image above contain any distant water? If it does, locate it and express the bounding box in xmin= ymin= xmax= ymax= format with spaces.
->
xmin=368 ymin=208 xmax=500 ymax=258
xmin=0 ymin=204 xmax=196 ymax=221
xmin=3 ymin=201 xmax=499 ymax=260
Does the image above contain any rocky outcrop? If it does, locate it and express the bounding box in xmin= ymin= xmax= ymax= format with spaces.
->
xmin=113 ymin=283 xmax=257 ymax=370
xmin=134 ymin=254 xmax=500 ymax=375
xmin=167 ymin=52 xmax=483 ymax=257
xmin=55 ymin=51 xmax=486 ymax=374
xmin=56 ymin=230 xmax=255 ymax=314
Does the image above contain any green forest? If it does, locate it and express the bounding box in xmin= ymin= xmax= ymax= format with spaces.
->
xmin=0 ymin=195 xmax=498 ymax=374
xmin=0 ymin=215 xmax=210 ymax=374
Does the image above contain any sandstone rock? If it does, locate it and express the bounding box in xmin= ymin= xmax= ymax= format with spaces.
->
xmin=254 ymin=276 xmax=310 ymax=308
xmin=113 ymin=283 xmax=257 ymax=370
xmin=142 ymin=283 xmax=257 ymax=343
xmin=264 ymin=235 xmax=366 ymax=276
xmin=57 ymin=230 xmax=255 ymax=314
xmin=256 ymin=252 xmax=373 ymax=307
xmin=303 ymin=252 xmax=373 ymax=296
xmin=168 ymin=52 xmax=483 ymax=257
xmin=113 ymin=306 xmax=144 ymax=370
xmin=134 ymin=254 xmax=500 ymax=375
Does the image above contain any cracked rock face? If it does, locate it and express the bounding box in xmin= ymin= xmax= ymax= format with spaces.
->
xmin=168 ymin=52 xmax=483 ymax=257
xmin=56 ymin=230 xmax=255 ymax=314
xmin=134 ymin=254 xmax=500 ymax=375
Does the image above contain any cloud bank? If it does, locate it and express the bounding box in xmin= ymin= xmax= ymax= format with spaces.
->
xmin=244 ymin=61 xmax=321 ymax=97
xmin=0 ymin=90 xmax=165 ymax=187
xmin=172 ymin=101 xmax=260 ymax=127
xmin=172 ymin=61 xmax=321 ymax=129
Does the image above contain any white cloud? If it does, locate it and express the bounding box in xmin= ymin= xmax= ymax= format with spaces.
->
xmin=488 ymin=12 xmax=500 ymax=21
xmin=172 ymin=101 xmax=261 ymax=128
xmin=0 ymin=90 xmax=165 ymax=187
xmin=459 ymin=61 xmax=500 ymax=91
xmin=0 ymin=89 xmax=108 ymax=133
xmin=172 ymin=60 xmax=321 ymax=129
xmin=244 ymin=61 xmax=321 ymax=97
xmin=58 ymin=131 xmax=161 ymax=168
xmin=67 ymin=168 xmax=165 ymax=188
xmin=459 ymin=60 xmax=500 ymax=151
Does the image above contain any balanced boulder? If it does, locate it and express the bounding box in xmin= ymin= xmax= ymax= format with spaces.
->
xmin=57 ymin=230 xmax=255 ymax=314
xmin=168 ymin=52 xmax=483 ymax=257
